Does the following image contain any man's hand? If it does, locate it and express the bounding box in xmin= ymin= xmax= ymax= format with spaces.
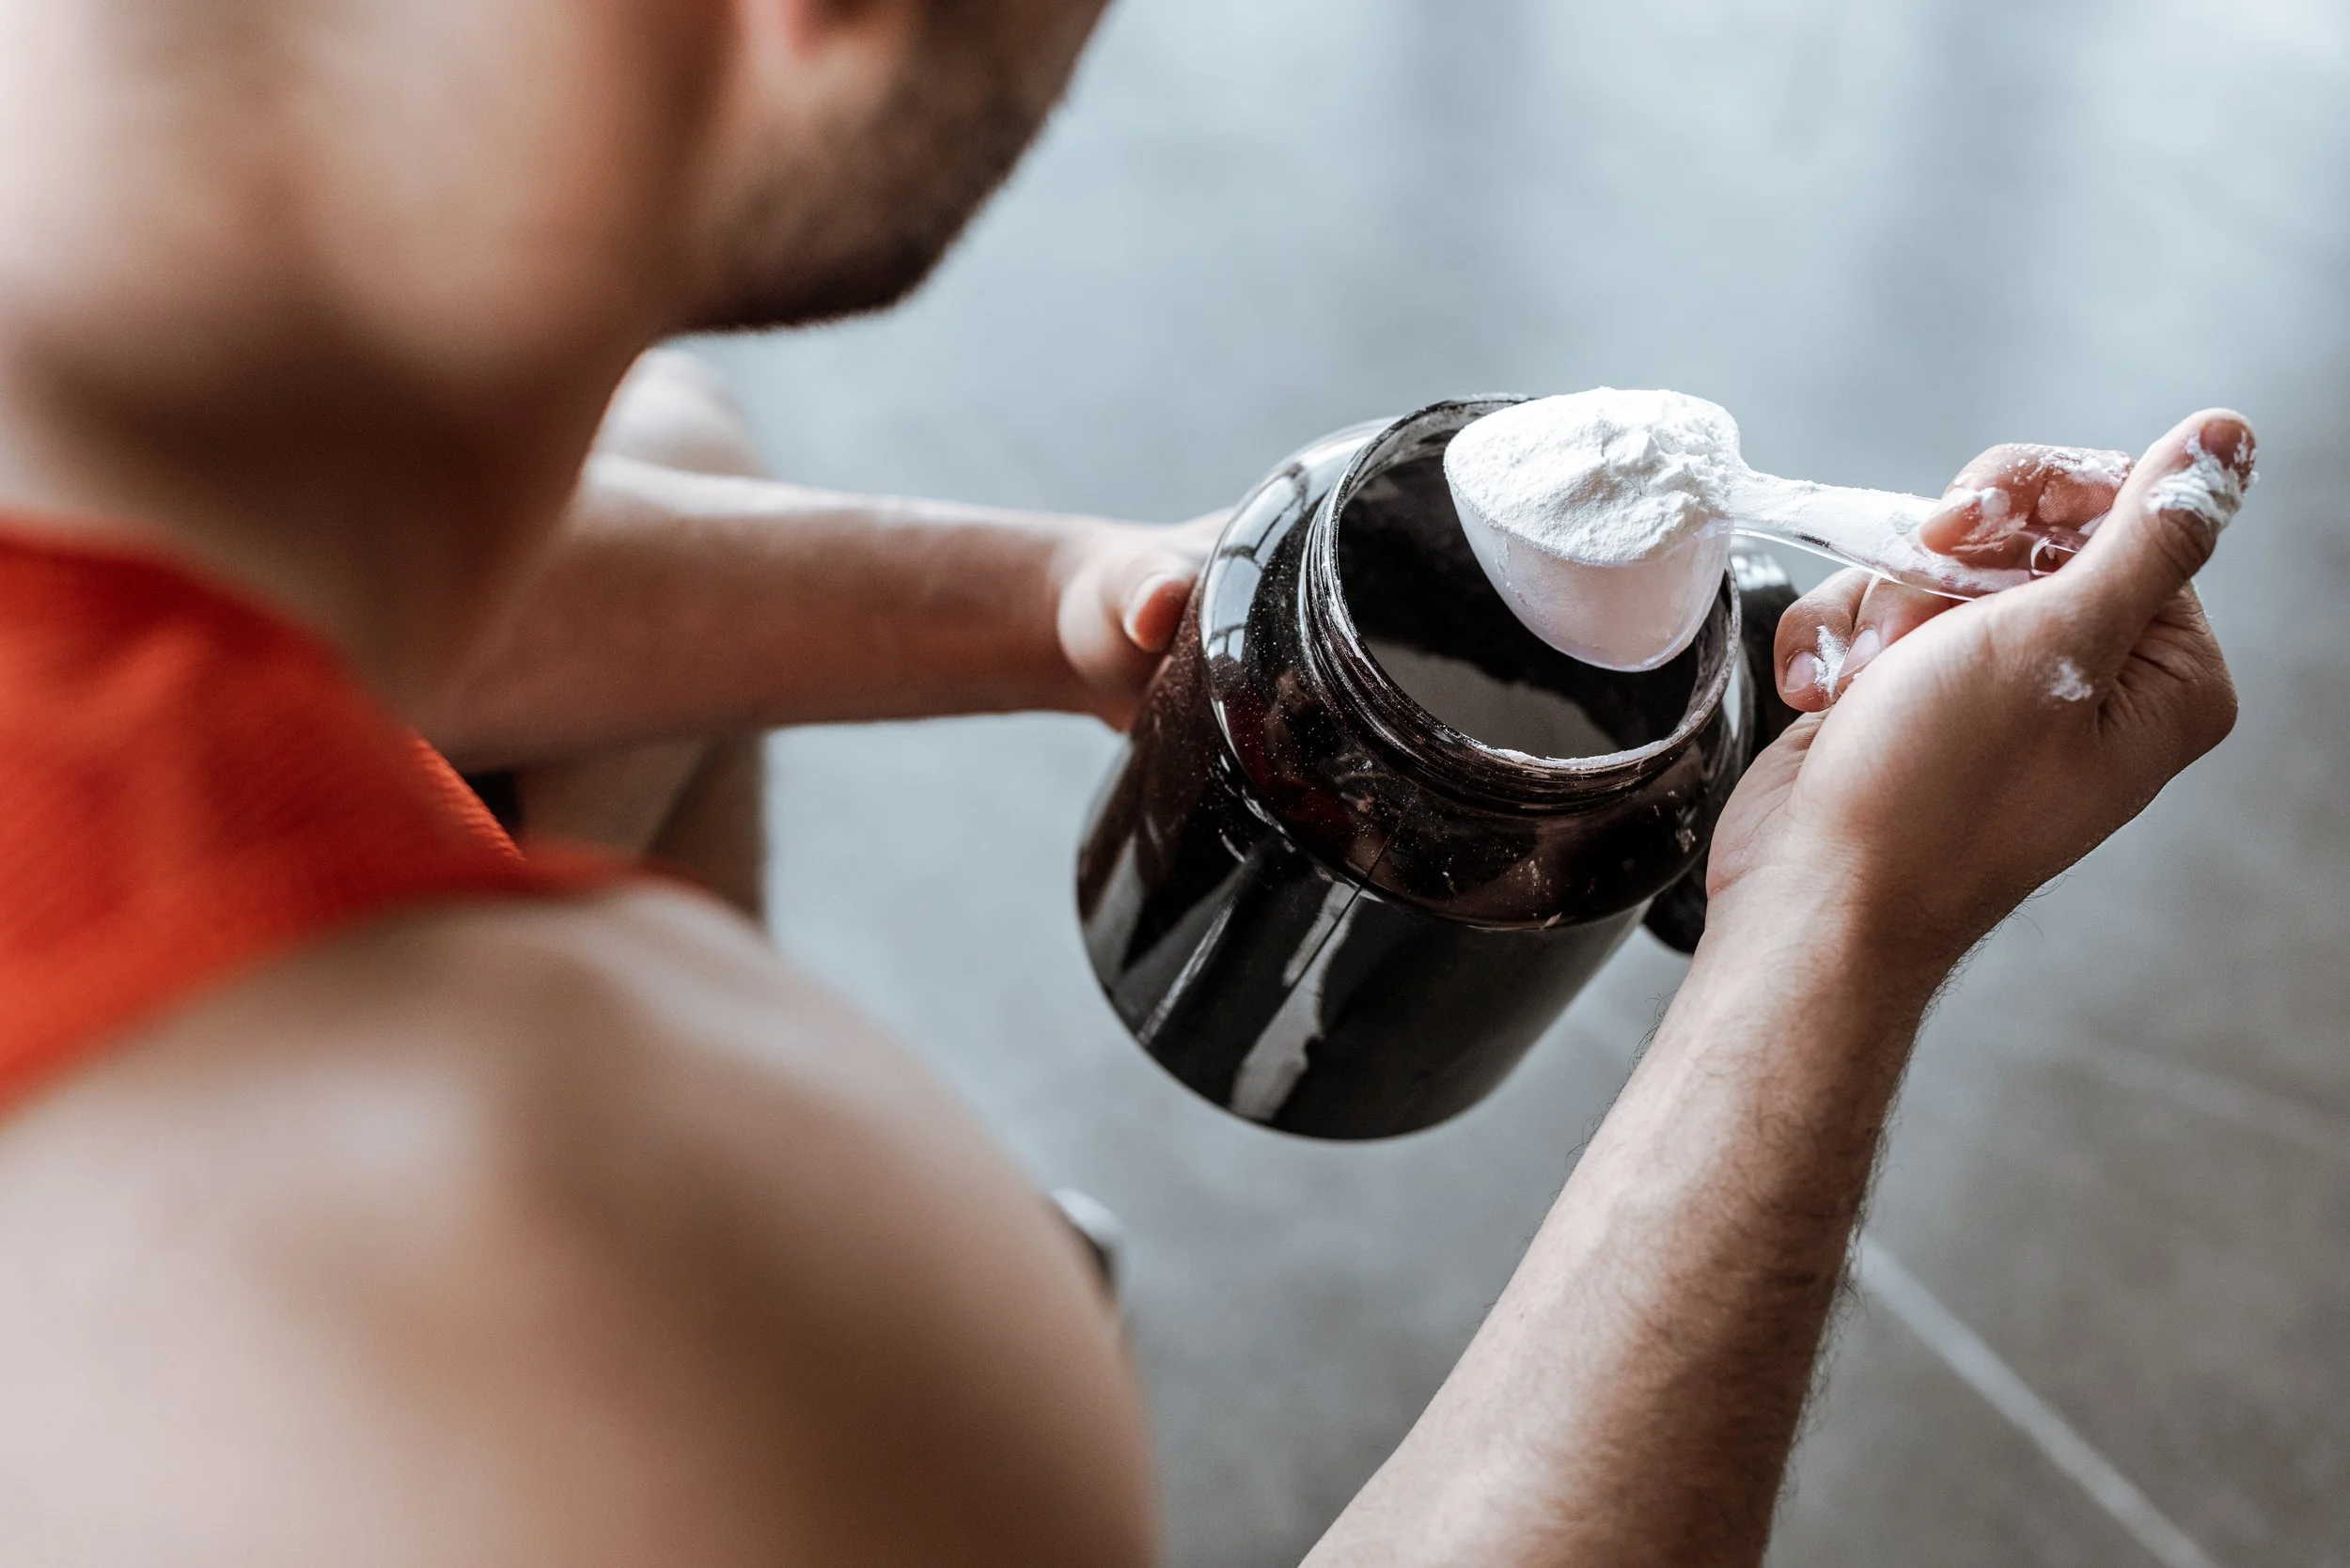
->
xmin=1710 ymin=409 xmax=2252 ymax=971
xmin=1911 ymin=439 xmax=2136 ymax=572
xmin=1310 ymin=411 xmax=2253 ymax=1568
xmin=1049 ymin=511 xmax=1222 ymax=727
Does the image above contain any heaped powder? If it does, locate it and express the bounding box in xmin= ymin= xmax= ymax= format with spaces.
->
xmin=1443 ymin=389 xmax=1746 ymax=671
xmin=1444 ymin=390 xmax=1746 ymax=565
xmin=1444 ymin=388 xmax=2008 ymax=671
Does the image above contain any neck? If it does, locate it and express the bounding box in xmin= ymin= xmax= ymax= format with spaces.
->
xmin=0 ymin=1 xmax=722 ymax=713
xmin=0 ymin=304 xmax=646 ymax=714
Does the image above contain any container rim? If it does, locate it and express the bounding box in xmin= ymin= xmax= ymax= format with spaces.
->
xmin=1300 ymin=397 xmax=1742 ymax=807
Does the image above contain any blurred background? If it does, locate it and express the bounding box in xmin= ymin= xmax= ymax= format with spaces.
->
xmin=695 ymin=1 xmax=2350 ymax=1562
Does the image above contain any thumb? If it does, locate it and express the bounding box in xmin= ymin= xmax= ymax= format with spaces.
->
xmin=2047 ymin=408 xmax=2255 ymax=656
xmin=1100 ymin=549 xmax=1197 ymax=654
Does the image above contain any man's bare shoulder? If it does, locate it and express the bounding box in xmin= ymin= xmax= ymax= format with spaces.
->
xmin=0 ymin=888 xmax=1153 ymax=1568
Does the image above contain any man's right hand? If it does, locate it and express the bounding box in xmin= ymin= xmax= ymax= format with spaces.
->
xmin=1705 ymin=408 xmax=2252 ymax=975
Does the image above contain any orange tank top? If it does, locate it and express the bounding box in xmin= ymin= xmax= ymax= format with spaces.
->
xmin=0 ymin=524 xmax=627 ymax=1107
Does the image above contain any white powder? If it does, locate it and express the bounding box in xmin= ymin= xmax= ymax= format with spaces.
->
xmin=1366 ymin=639 xmax=1619 ymax=759
xmin=1445 ymin=388 xmax=1990 ymax=672
xmin=1813 ymin=623 xmax=1849 ymax=702
xmin=2142 ymin=431 xmax=2251 ymax=540
xmin=2048 ymin=447 xmax=2134 ymax=490
xmin=2048 ymin=657 xmax=2096 ymax=704
xmin=1444 ymin=390 xmax=1745 ymax=565
xmin=1445 ymin=390 xmax=1745 ymax=672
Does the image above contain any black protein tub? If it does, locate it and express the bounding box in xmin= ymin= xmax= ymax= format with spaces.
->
xmin=1077 ymin=400 xmax=1799 ymax=1138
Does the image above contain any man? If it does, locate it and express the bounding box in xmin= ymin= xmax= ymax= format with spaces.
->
xmin=0 ymin=1 xmax=2249 ymax=1563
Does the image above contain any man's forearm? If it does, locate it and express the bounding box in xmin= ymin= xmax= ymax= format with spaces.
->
xmin=1307 ymin=873 xmax=1938 ymax=1568
xmin=430 ymin=455 xmax=1102 ymax=766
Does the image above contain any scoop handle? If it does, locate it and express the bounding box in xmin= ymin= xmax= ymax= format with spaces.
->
xmin=1717 ymin=473 xmax=2060 ymax=600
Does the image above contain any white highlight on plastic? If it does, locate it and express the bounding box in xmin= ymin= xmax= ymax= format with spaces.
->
xmin=1229 ymin=885 xmax=1360 ymax=1121
xmin=1856 ymin=1237 xmax=2223 ymax=1568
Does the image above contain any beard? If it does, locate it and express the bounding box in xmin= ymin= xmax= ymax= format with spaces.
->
xmin=685 ymin=8 xmax=1084 ymax=333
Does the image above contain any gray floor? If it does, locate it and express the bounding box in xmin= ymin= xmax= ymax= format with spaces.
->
xmin=696 ymin=2 xmax=2350 ymax=1562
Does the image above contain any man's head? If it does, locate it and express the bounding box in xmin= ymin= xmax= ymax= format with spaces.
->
xmin=0 ymin=0 xmax=1110 ymax=694
xmin=687 ymin=0 xmax=1113 ymax=331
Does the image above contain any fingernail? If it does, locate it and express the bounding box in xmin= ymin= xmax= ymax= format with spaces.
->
xmin=1130 ymin=572 xmax=1183 ymax=604
xmin=1922 ymin=492 xmax=1976 ymax=530
xmin=1918 ymin=494 xmax=1976 ymax=557
xmin=1122 ymin=573 xmax=1186 ymax=644
xmin=2200 ymin=416 xmax=2256 ymax=479
xmin=1783 ymin=652 xmax=1821 ymax=699
xmin=1846 ymin=626 xmax=1884 ymax=674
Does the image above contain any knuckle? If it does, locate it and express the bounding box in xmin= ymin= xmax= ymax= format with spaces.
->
xmin=2162 ymin=667 xmax=2237 ymax=766
xmin=1881 ymin=583 xmax=1950 ymax=630
xmin=1952 ymin=445 xmax=2030 ymax=490
xmin=1778 ymin=581 xmax=1855 ymax=637
xmin=2197 ymin=671 xmax=2241 ymax=750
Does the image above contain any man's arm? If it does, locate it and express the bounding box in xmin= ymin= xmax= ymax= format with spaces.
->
xmin=424 ymin=354 xmax=1216 ymax=768
xmin=1309 ymin=883 xmax=1932 ymax=1563
xmin=1305 ymin=408 xmax=2251 ymax=1567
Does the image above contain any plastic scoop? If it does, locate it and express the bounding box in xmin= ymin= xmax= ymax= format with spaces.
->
xmin=1449 ymin=412 xmax=2073 ymax=672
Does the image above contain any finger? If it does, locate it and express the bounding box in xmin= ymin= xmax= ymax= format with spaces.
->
xmin=1109 ymin=513 xmax=1225 ymax=652
xmin=1940 ymin=442 xmax=2134 ymax=511
xmin=1841 ymin=577 xmax=1959 ymax=686
xmin=2036 ymin=450 xmax=2134 ymax=528
xmin=1121 ymin=572 xmax=1193 ymax=653
xmin=2096 ymin=580 xmax=2239 ymax=775
xmin=1919 ymin=443 xmax=2133 ymax=567
xmin=2041 ymin=409 xmax=2255 ymax=658
xmin=1101 ymin=548 xmax=1198 ymax=654
xmin=1773 ymin=568 xmax=1872 ymax=712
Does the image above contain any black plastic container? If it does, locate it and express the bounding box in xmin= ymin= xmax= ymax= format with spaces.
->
xmin=1078 ymin=400 xmax=1798 ymax=1138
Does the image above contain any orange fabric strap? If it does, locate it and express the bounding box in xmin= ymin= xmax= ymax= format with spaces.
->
xmin=0 ymin=525 xmax=626 ymax=1106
